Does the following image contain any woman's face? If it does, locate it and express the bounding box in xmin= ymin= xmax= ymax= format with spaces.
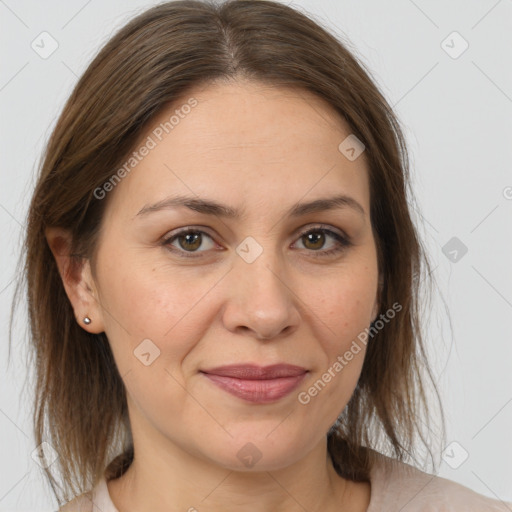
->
xmin=87 ymin=79 xmax=380 ymax=471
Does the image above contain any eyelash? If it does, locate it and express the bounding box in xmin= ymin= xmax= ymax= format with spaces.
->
xmin=161 ymin=225 xmax=352 ymax=259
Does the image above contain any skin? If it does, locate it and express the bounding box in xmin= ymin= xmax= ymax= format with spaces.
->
xmin=47 ymin=78 xmax=381 ymax=512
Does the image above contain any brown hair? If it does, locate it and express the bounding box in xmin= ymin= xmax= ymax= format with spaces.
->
xmin=11 ymin=0 xmax=445 ymax=505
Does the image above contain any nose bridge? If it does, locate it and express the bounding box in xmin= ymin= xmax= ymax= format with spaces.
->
xmin=237 ymin=229 xmax=289 ymax=282
xmin=222 ymin=234 xmax=299 ymax=338
xmin=236 ymin=234 xmax=287 ymax=302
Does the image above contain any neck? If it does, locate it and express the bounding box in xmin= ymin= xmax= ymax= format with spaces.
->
xmin=107 ymin=437 xmax=368 ymax=512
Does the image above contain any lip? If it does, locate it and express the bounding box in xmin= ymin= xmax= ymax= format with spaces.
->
xmin=200 ymin=364 xmax=308 ymax=403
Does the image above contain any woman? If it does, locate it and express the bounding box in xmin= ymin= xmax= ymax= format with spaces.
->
xmin=17 ymin=0 xmax=510 ymax=510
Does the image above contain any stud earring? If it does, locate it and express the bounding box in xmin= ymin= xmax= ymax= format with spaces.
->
xmin=83 ymin=316 xmax=92 ymax=325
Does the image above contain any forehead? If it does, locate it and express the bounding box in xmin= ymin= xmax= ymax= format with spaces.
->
xmin=105 ymin=79 xmax=370 ymax=218
xmin=160 ymin=78 xmax=354 ymax=153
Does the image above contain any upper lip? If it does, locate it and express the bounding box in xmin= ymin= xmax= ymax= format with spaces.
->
xmin=200 ymin=364 xmax=307 ymax=380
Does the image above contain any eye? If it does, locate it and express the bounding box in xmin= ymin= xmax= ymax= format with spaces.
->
xmin=162 ymin=228 xmax=218 ymax=258
xmin=161 ymin=225 xmax=352 ymax=259
xmin=293 ymin=225 xmax=352 ymax=257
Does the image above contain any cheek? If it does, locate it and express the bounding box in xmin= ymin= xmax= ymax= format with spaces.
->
xmin=307 ymin=266 xmax=378 ymax=348
xmin=297 ymin=272 xmax=375 ymax=422
xmin=95 ymin=250 xmax=218 ymax=371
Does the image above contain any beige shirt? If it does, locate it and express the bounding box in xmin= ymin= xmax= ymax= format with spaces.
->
xmin=60 ymin=452 xmax=512 ymax=511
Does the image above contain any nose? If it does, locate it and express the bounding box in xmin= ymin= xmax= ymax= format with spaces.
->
xmin=221 ymin=248 xmax=300 ymax=341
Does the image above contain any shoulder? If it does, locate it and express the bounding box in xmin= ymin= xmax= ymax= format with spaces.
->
xmin=59 ymin=477 xmax=117 ymax=512
xmin=59 ymin=491 xmax=93 ymax=512
xmin=368 ymin=450 xmax=512 ymax=511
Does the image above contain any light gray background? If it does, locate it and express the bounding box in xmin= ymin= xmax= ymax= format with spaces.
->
xmin=1 ymin=0 xmax=511 ymax=510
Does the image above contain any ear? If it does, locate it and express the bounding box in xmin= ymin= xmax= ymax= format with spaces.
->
xmin=45 ymin=227 xmax=105 ymax=334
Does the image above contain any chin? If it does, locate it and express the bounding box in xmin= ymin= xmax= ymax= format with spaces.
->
xmin=197 ymin=431 xmax=316 ymax=473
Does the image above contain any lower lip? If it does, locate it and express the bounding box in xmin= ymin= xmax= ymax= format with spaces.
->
xmin=202 ymin=372 xmax=307 ymax=403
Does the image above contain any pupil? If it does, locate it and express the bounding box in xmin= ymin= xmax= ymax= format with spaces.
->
xmin=305 ymin=232 xmax=324 ymax=250
xmin=180 ymin=232 xmax=201 ymax=251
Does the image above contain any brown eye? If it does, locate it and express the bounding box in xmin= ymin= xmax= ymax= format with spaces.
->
xmin=162 ymin=225 xmax=351 ymax=260
xmin=294 ymin=227 xmax=352 ymax=257
xmin=163 ymin=229 xmax=216 ymax=257
xmin=301 ymin=231 xmax=326 ymax=251
xmin=177 ymin=232 xmax=203 ymax=251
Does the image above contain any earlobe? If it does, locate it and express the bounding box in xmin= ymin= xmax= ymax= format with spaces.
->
xmin=45 ymin=227 xmax=106 ymax=334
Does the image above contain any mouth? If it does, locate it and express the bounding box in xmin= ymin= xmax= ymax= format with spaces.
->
xmin=200 ymin=364 xmax=308 ymax=404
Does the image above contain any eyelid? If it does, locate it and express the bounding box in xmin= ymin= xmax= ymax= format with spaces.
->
xmin=294 ymin=223 xmax=348 ymax=240
xmin=161 ymin=226 xmax=219 ymax=257
xmin=292 ymin=224 xmax=353 ymax=257
xmin=161 ymin=223 xmax=352 ymax=258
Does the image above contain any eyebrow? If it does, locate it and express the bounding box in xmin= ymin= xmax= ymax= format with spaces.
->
xmin=135 ymin=194 xmax=365 ymax=219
